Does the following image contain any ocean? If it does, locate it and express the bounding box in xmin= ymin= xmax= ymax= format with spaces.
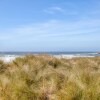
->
xmin=0 ymin=52 xmax=100 ymax=62
xmin=0 ymin=52 xmax=100 ymax=57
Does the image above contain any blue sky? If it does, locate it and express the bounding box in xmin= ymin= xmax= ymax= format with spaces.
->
xmin=0 ymin=0 xmax=100 ymax=51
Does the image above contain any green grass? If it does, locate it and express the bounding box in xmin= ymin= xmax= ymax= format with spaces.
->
xmin=0 ymin=55 xmax=100 ymax=100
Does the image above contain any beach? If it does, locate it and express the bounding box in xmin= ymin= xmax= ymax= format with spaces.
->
xmin=0 ymin=52 xmax=98 ymax=63
xmin=0 ymin=55 xmax=19 ymax=63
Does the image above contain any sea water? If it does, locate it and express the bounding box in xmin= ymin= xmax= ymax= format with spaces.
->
xmin=0 ymin=52 xmax=100 ymax=57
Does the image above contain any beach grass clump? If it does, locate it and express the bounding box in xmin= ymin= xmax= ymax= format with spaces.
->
xmin=0 ymin=55 xmax=100 ymax=100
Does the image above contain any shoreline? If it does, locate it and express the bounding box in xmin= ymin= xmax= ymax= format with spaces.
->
xmin=0 ymin=54 xmax=97 ymax=63
xmin=0 ymin=55 xmax=19 ymax=63
xmin=54 ymin=55 xmax=95 ymax=59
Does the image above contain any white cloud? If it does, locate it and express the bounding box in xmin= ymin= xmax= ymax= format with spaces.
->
xmin=44 ymin=6 xmax=78 ymax=15
xmin=44 ymin=6 xmax=65 ymax=14
xmin=0 ymin=19 xmax=100 ymax=41
xmin=50 ymin=7 xmax=65 ymax=12
xmin=0 ymin=18 xmax=100 ymax=51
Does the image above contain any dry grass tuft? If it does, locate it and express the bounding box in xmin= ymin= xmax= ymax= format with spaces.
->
xmin=0 ymin=55 xmax=100 ymax=100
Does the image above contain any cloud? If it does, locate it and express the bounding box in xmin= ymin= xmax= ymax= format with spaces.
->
xmin=44 ymin=5 xmax=78 ymax=15
xmin=44 ymin=6 xmax=65 ymax=14
xmin=0 ymin=18 xmax=100 ymax=42
xmin=0 ymin=18 xmax=100 ymax=51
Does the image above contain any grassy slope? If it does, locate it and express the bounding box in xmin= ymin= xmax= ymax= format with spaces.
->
xmin=0 ymin=55 xmax=100 ymax=100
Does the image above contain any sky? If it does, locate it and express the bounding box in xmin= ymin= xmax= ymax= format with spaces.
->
xmin=0 ymin=0 xmax=100 ymax=52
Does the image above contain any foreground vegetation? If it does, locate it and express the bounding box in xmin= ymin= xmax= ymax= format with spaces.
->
xmin=0 ymin=55 xmax=100 ymax=100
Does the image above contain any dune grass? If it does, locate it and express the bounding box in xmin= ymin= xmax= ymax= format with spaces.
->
xmin=0 ymin=55 xmax=100 ymax=100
